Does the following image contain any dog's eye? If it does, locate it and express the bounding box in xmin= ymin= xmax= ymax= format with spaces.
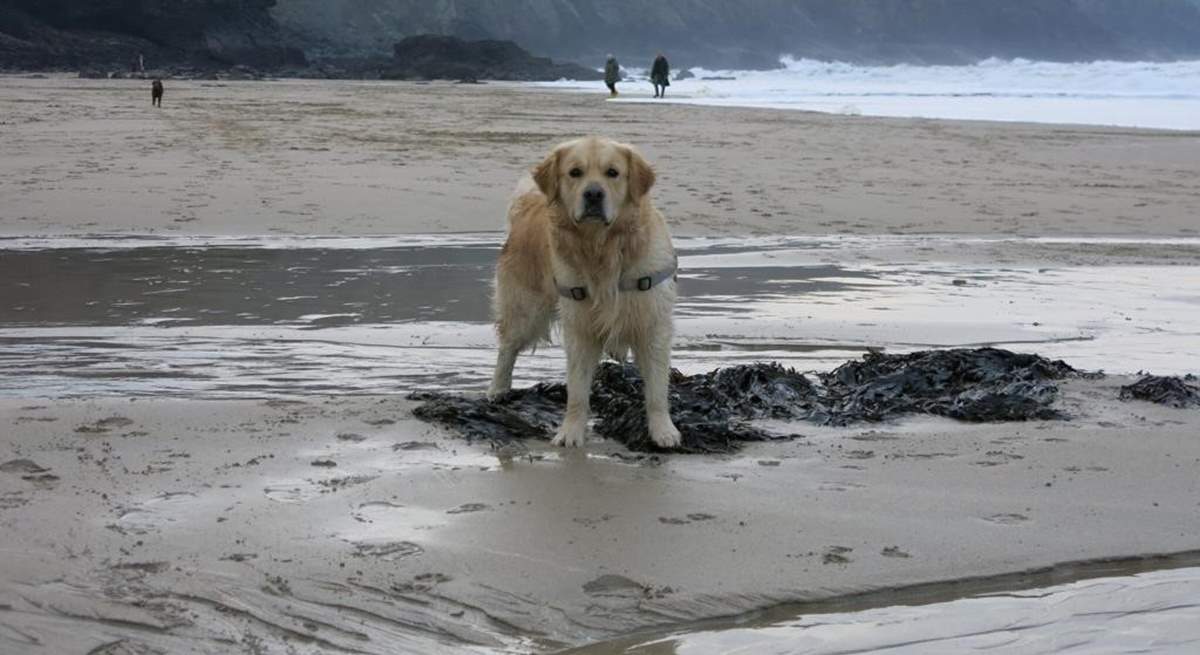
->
xmin=568 ymin=168 xmax=583 ymax=178
xmin=606 ymin=168 xmax=620 ymax=178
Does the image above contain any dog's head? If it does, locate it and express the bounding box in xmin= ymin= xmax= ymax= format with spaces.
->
xmin=533 ymin=136 xmax=656 ymax=227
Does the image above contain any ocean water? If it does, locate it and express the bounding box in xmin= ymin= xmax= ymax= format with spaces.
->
xmin=539 ymin=58 xmax=1200 ymax=130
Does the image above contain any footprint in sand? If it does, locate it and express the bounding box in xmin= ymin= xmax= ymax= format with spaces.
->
xmin=351 ymin=500 xmax=405 ymax=523
xmin=264 ymin=479 xmax=324 ymax=504
xmin=582 ymin=574 xmax=674 ymax=608
xmin=1 ymin=459 xmax=60 ymax=488
xmin=446 ymin=503 xmax=491 ymax=515
xmin=822 ymin=546 xmax=854 ymax=565
xmin=819 ymin=481 xmax=867 ymax=492
xmin=113 ymin=491 xmax=200 ymax=535
xmin=881 ymin=546 xmax=912 ymax=559
xmin=393 ymin=441 xmax=441 ymax=452
xmin=0 ymin=459 xmax=50 ymax=474
xmin=658 ymin=513 xmax=717 ymax=525
xmin=392 ymin=572 xmax=453 ymax=593
xmin=981 ymin=513 xmax=1030 ymax=525
xmin=346 ymin=540 xmax=423 ymax=561
xmin=0 ymin=492 xmax=28 ymax=509
xmin=75 ymin=416 xmax=134 ymax=435
xmin=584 ymin=574 xmax=647 ymax=597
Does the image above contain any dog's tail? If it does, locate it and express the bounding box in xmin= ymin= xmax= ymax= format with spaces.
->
xmin=504 ymin=174 xmax=542 ymax=227
xmin=511 ymin=174 xmax=538 ymax=202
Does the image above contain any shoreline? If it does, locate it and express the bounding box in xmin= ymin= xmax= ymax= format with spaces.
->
xmin=536 ymin=57 xmax=1200 ymax=132
xmin=9 ymin=61 xmax=1200 ymax=133
xmin=540 ymin=80 xmax=1200 ymax=133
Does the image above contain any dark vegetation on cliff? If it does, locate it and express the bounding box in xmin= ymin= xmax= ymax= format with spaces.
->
xmin=0 ymin=0 xmax=304 ymax=72
xmin=383 ymin=35 xmax=601 ymax=81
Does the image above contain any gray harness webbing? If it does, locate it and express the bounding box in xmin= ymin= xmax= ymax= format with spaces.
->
xmin=556 ymin=256 xmax=678 ymax=302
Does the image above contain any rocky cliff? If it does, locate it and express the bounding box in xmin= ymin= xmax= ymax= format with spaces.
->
xmin=0 ymin=0 xmax=304 ymax=71
xmin=385 ymin=35 xmax=602 ymax=81
xmin=4 ymin=0 xmax=1200 ymax=74
xmin=272 ymin=0 xmax=1200 ymax=69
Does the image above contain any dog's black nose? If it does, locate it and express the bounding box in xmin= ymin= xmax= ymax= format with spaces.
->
xmin=583 ymin=186 xmax=605 ymax=205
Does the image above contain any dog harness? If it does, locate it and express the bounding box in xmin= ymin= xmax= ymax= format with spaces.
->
xmin=556 ymin=256 xmax=678 ymax=302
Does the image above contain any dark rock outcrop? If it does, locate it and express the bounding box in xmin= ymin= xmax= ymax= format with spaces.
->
xmin=6 ymin=1 xmax=1200 ymax=74
xmin=271 ymin=0 xmax=1200 ymax=70
xmin=0 ymin=0 xmax=304 ymax=72
xmin=384 ymin=34 xmax=602 ymax=81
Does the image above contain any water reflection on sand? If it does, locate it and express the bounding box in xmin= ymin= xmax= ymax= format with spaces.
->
xmin=3 ymin=234 xmax=1198 ymax=399
xmin=569 ymin=558 xmax=1200 ymax=655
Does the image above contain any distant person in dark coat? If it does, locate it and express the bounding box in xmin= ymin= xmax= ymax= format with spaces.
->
xmin=151 ymin=79 xmax=163 ymax=107
xmin=604 ymin=54 xmax=620 ymax=96
xmin=651 ymin=53 xmax=670 ymax=98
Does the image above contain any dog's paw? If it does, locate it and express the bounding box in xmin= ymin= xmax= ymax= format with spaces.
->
xmin=649 ymin=417 xmax=682 ymax=449
xmin=552 ymin=422 xmax=588 ymax=448
xmin=486 ymin=382 xmax=510 ymax=402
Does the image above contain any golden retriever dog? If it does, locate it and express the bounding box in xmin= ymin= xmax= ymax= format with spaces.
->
xmin=489 ymin=136 xmax=681 ymax=448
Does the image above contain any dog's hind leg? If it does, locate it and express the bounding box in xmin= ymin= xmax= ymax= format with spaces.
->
xmin=488 ymin=343 xmax=520 ymax=400
xmin=488 ymin=287 xmax=553 ymax=400
xmin=634 ymin=332 xmax=682 ymax=448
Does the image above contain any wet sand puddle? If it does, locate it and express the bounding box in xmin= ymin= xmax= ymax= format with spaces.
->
xmin=2 ymin=234 xmax=1199 ymax=399
xmin=568 ymin=554 xmax=1200 ymax=654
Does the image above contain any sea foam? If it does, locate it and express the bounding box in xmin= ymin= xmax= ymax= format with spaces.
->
xmin=538 ymin=58 xmax=1200 ymax=130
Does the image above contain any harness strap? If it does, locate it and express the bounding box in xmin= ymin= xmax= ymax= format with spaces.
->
xmin=556 ymin=256 xmax=678 ymax=301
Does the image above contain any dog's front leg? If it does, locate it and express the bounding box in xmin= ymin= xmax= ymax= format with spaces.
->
xmin=635 ymin=333 xmax=682 ymax=449
xmin=553 ymin=332 xmax=602 ymax=448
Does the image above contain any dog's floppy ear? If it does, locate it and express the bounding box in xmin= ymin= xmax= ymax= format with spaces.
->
xmin=624 ymin=145 xmax=656 ymax=202
xmin=532 ymin=146 xmax=562 ymax=204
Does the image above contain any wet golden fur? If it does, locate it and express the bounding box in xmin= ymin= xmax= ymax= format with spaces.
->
xmin=489 ymin=136 xmax=681 ymax=448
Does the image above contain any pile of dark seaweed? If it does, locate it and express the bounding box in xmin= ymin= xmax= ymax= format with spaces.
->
xmin=410 ymin=348 xmax=1088 ymax=454
xmin=1119 ymin=374 xmax=1200 ymax=409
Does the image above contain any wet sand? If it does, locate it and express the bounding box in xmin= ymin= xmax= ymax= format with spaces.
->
xmin=2 ymin=76 xmax=1200 ymax=653
xmin=570 ymin=558 xmax=1200 ymax=653
xmin=2 ymin=75 xmax=1200 ymax=238
xmin=3 ymin=382 xmax=1200 ymax=653
xmin=3 ymin=236 xmax=1199 ymax=402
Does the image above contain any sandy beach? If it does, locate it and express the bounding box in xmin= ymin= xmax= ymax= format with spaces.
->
xmin=2 ymin=76 xmax=1200 ymax=239
xmin=2 ymin=76 xmax=1200 ymax=654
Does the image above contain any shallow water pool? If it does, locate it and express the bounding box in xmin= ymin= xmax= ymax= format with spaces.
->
xmin=2 ymin=234 xmax=1198 ymax=399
